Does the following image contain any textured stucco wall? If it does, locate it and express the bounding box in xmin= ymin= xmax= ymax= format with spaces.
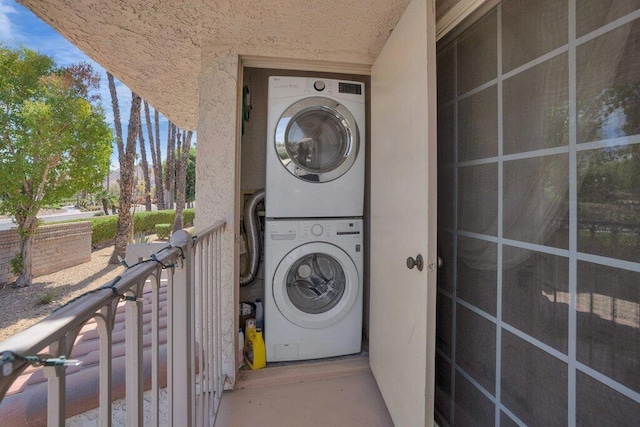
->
xmin=18 ymin=0 xmax=410 ymax=129
xmin=0 ymin=222 xmax=92 ymax=285
xmin=196 ymin=45 xmax=240 ymax=386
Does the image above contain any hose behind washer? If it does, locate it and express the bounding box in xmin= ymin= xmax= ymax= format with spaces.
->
xmin=240 ymin=189 xmax=265 ymax=286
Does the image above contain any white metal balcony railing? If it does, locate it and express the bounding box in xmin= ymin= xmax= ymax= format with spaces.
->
xmin=0 ymin=220 xmax=226 ymax=426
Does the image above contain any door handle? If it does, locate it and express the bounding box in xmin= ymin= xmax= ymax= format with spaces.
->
xmin=406 ymin=254 xmax=424 ymax=271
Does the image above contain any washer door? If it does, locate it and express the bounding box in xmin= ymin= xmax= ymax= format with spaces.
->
xmin=275 ymin=97 xmax=359 ymax=183
xmin=273 ymin=242 xmax=359 ymax=329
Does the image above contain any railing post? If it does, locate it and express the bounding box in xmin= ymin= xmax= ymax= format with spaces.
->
xmin=44 ymin=336 xmax=68 ymax=427
xmin=169 ymin=230 xmax=193 ymax=426
xmin=43 ymin=365 xmax=65 ymax=427
xmin=96 ymin=306 xmax=115 ymax=427
xmin=125 ymin=283 xmax=144 ymax=427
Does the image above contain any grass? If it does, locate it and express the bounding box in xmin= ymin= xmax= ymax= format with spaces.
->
xmin=35 ymin=289 xmax=56 ymax=306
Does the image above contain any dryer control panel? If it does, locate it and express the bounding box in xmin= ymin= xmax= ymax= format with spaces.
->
xmin=269 ymin=76 xmax=364 ymax=103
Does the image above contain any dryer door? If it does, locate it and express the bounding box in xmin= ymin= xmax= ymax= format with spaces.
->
xmin=275 ymin=97 xmax=359 ymax=183
xmin=272 ymin=242 xmax=359 ymax=329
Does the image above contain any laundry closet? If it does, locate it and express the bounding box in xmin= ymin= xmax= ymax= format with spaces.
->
xmin=238 ymin=67 xmax=371 ymax=367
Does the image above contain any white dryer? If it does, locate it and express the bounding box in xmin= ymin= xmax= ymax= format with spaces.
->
xmin=266 ymin=76 xmax=365 ymax=218
xmin=264 ymin=218 xmax=363 ymax=362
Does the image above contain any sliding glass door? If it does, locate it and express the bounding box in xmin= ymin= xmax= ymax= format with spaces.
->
xmin=436 ymin=1 xmax=640 ymax=425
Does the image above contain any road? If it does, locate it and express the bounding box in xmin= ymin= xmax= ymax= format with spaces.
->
xmin=0 ymin=206 xmax=100 ymax=231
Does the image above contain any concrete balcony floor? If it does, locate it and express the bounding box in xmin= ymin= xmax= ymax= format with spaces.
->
xmin=216 ymin=355 xmax=394 ymax=426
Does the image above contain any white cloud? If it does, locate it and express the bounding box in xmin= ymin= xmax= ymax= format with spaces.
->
xmin=0 ymin=0 xmax=18 ymax=40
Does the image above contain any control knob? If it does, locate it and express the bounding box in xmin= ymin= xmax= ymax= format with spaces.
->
xmin=311 ymin=224 xmax=323 ymax=236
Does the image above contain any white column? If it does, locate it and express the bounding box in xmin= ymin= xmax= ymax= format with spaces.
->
xmin=196 ymin=43 xmax=240 ymax=388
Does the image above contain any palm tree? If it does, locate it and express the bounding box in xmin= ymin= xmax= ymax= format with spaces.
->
xmin=107 ymin=72 xmax=141 ymax=264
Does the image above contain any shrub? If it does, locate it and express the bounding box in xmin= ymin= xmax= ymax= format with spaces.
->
xmin=10 ymin=253 xmax=23 ymax=275
xmin=184 ymin=209 xmax=195 ymax=226
xmin=91 ymin=216 xmax=118 ymax=245
xmin=134 ymin=210 xmax=175 ymax=234
xmin=49 ymin=208 xmax=196 ymax=246
xmin=156 ymin=224 xmax=172 ymax=240
xmin=35 ymin=290 xmax=56 ymax=306
xmin=133 ymin=209 xmax=195 ymax=233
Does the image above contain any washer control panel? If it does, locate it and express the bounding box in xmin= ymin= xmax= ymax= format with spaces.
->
xmin=268 ymin=221 xmax=298 ymax=242
xmin=300 ymin=220 xmax=361 ymax=240
xmin=268 ymin=220 xmax=362 ymax=244
xmin=336 ymin=221 xmax=361 ymax=236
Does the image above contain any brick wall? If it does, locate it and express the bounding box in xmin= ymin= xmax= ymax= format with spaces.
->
xmin=0 ymin=222 xmax=92 ymax=286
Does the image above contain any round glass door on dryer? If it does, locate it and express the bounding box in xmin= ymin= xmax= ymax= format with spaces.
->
xmin=266 ymin=76 xmax=366 ymax=219
xmin=275 ymin=97 xmax=358 ymax=184
xmin=272 ymin=242 xmax=359 ymax=329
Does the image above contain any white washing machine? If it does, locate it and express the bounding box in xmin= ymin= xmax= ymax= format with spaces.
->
xmin=266 ymin=76 xmax=365 ymax=218
xmin=264 ymin=218 xmax=363 ymax=361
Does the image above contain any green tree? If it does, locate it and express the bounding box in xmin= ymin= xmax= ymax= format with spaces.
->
xmin=0 ymin=46 xmax=112 ymax=287
xmin=173 ymin=130 xmax=193 ymax=231
xmin=94 ymin=188 xmax=118 ymax=215
xmin=186 ymin=146 xmax=196 ymax=203
xmin=162 ymin=144 xmax=196 ymax=205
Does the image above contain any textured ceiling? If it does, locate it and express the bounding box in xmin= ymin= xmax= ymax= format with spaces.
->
xmin=18 ymin=0 xmax=413 ymax=129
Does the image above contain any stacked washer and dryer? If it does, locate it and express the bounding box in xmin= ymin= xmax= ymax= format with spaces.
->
xmin=264 ymin=76 xmax=365 ymax=362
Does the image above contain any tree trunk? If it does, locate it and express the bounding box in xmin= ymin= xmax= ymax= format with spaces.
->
xmin=154 ymin=108 xmax=165 ymax=209
xmin=173 ymin=128 xmax=182 ymax=228
xmin=138 ymin=118 xmax=152 ymax=211
xmin=101 ymin=198 xmax=109 ymax=215
xmin=109 ymin=90 xmax=142 ymax=264
xmin=165 ymin=122 xmax=176 ymax=209
xmin=13 ymin=215 xmax=38 ymax=288
xmin=173 ymin=131 xmax=193 ymax=232
xmin=145 ymin=101 xmax=164 ymax=210
xmin=175 ymin=129 xmax=182 ymax=213
xmin=107 ymin=73 xmax=124 ymax=158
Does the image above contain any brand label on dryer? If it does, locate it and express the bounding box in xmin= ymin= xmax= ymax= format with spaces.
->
xmin=271 ymin=77 xmax=300 ymax=90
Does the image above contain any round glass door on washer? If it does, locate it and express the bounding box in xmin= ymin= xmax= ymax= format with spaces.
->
xmin=273 ymin=243 xmax=359 ymax=330
xmin=266 ymin=76 xmax=366 ymax=218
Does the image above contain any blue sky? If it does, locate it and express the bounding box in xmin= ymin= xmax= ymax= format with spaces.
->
xmin=0 ymin=0 xmax=181 ymax=170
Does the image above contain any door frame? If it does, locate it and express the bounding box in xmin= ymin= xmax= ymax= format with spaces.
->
xmin=235 ymin=60 xmax=372 ymax=380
